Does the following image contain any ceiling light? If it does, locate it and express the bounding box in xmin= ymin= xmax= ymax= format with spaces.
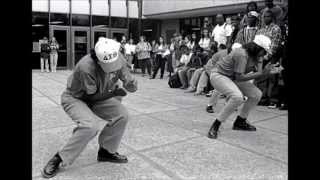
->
xmin=32 ymin=24 xmax=44 ymax=27
xmin=50 ymin=21 xmax=64 ymax=24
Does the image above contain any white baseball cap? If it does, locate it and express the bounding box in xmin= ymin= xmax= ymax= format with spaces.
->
xmin=231 ymin=43 xmax=242 ymax=50
xmin=94 ymin=37 xmax=123 ymax=73
xmin=253 ymin=35 xmax=272 ymax=54
xmin=248 ymin=11 xmax=259 ymax=18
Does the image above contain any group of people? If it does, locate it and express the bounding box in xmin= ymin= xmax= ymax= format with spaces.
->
xmin=41 ymin=0 xmax=288 ymax=178
xmin=40 ymin=36 xmax=59 ymax=73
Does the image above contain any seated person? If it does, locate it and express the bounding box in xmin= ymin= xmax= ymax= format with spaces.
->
xmin=175 ymin=45 xmax=193 ymax=71
xmin=178 ymin=46 xmax=204 ymax=89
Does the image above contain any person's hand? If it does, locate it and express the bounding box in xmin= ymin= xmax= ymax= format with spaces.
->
xmin=113 ymin=87 xmax=127 ymax=97
xmin=270 ymin=63 xmax=284 ymax=74
xmin=262 ymin=62 xmax=274 ymax=75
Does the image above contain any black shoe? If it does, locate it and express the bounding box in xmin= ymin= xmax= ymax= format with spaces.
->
xmin=258 ymin=99 xmax=269 ymax=106
xmin=208 ymin=120 xmax=221 ymax=139
xmin=150 ymin=76 xmax=155 ymax=79
xmin=206 ymin=105 xmax=214 ymax=113
xmin=97 ymin=147 xmax=128 ymax=163
xmin=232 ymin=116 xmax=256 ymax=131
xmin=41 ymin=153 xmax=62 ymax=178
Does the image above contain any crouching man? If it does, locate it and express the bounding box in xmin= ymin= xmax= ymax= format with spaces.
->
xmin=41 ymin=38 xmax=138 ymax=178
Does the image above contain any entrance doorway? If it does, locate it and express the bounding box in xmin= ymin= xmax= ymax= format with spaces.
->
xmin=110 ymin=28 xmax=128 ymax=42
xmin=50 ymin=26 xmax=70 ymax=70
xmin=72 ymin=27 xmax=90 ymax=66
xmin=91 ymin=28 xmax=108 ymax=48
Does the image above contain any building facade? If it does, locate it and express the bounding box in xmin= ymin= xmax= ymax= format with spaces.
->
xmin=32 ymin=0 xmax=287 ymax=70
xmin=32 ymin=0 xmax=140 ymax=70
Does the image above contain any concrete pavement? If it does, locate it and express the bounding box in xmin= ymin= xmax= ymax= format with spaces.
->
xmin=32 ymin=70 xmax=288 ymax=180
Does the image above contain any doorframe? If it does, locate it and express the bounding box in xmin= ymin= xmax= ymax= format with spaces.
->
xmin=91 ymin=27 xmax=109 ymax=48
xmin=49 ymin=25 xmax=70 ymax=70
xmin=110 ymin=28 xmax=128 ymax=39
xmin=71 ymin=26 xmax=90 ymax=68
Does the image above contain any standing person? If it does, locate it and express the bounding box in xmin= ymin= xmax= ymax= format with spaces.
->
xmin=203 ymin=17 xmax=214 ymax=35
xmin=190 ymin=32 xmax=198 ymax=51
xmin=151 ymin=36 xmax=169 ymax=79
xmin=40 ymin=37 xmax=51 ymax=73
xmin=167 ymin=38 xmax=175 ymax=77
xmin=135 ymin=35 xmax=152 ymax=77
xmin=207 ymin=35 xmax=282 ymax=139
xmin=234 ymin=11 xmax=260 ymax=46
xmin=41 ymin=38 xmax=138 ymax=178
xmin=256 ymin=10 xmax=282 ymax=107
xmin=173 ymin=33 xmax=183 ymax=71
xmin=184 ymin=35 xmax=193 ymax=50
xmin=150 ymin=40 xmax=157 ymax=71
xmin=49 ymin=37 xmax=59 ymax=72
xmin=226 ymin=15 xmax=242 ymax=53
xmin=199 ymin=28 xmax=211 ymax=55
xmin=211 ymin=14 xmax=233 ymax=47
xmin=239 ymin=1 xmax=260 ymax=29
xmin=120 ymin=35 xmax=127 ymax=55
xmin=124 ymin=38 xmax=136 ymax=71
xmin=260 ymin=0 xmax=283 ymax=26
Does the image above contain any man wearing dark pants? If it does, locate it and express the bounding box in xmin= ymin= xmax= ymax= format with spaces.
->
xmin=41 ymin=38 xmax=138 ymax=178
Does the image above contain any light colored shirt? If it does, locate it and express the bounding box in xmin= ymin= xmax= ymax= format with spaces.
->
xmin=124 ymin=43 xmax=136 ymax=55
xmin=215 ymin=48 xmax=258 ymax=79
xmin=135 ymin=42 xmax=152 ymax=60
xmin=212 ymin=23 xmax=233 ymax=46
xmin=180 ymin=53 xmax=193 ymax=64
xmin=198 ymin=38 xmax=211 ymax=50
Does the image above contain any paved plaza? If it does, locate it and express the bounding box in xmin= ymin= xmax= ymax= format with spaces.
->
xmin=32 ymin=70 xmax=288 ymax=180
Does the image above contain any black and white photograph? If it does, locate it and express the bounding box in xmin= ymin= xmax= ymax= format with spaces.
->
xmin=32 ymin=0 xmax=289 ymax=179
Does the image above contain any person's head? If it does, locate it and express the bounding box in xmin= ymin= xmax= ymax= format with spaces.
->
xmin=151 ymin=39 xmax=156 ymax=45
xmin=243 ymin=34 xmax=271 ymax=60
xmin=158 ymin=36 xmax=164 ymax=44
xmin=122 ymin=35 xmax=126 ymax=41
xmin=204 ymin=17 xmax=209 ymax=25
xmin=226 ymin=17 xmax=232 ymax=25
xmin=139 ymin=35 xmax=145 ymax=42
xmin=231 ymin=15 xmax=241 ymax=29
xmin=94 ymin=38 xmax=123 ymax=73
xmin=191 ymin=33 xmax=197 ymax=40
xmin=247 ymin=1 xmax=258 ymax=12
xmin=178 ymin=34 xmax=183 ymax=41
xmin=180 ymin=45 xmax=189 ymax=55
xmin=50 ymin=37 xmax=57 ymax=43
xmin=263 ymin=10 xmax=274 ymax=25
xmin=43 ymin=37 xmax=48 ymax=43
xmin=215 ymin=14 xmax=225 ymax=25
xmin=247 ymin=11 xmax=259 ymax=27
xmin=202 ymin=28 xmax=209 ymax=38
xmin=184 ymin=35 xmax=191 ymax=43
xmin=265 ymin=0 xmax=274 ymax=8
xmin=129 ymin=38 xmax=134 ymax=44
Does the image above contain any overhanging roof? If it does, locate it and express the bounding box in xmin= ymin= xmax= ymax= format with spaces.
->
xmin=143 ymin=2 xmax=267 ymax=19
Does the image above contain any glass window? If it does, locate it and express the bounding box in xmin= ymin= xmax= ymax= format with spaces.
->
xmin=72 ymin=0 xmax=89 ymax=15
xmin=129 ymin=18 xmax=139 ymax=42
xmin=111 ymin=17 xmax=127 ymax=28
xmin=50 ymin=13 xmax=70 ymax=26
xmin=92 ymin=15 xmax=109 ymax=28
xmin=92 ymin=0 xmax=109 ymax=16
xmin=128 ymin=0 xmax=139 ymax=18
xmin=72 ymin=14 xmax=90 ymax=26
xmin=32 ymin=0 xmax=48 ymax=12
xmin=50 ymin=0 xmax=69 ymax=14
xmin=111 ymin=0 xmax=126 ymax=17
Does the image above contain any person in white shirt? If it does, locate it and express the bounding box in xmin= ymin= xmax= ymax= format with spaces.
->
xmin=151 ymin=36 xmax=169 ymax=79
xmin=198 ymin=28 xmax=211 ymax=52
xmin=211 ymin=14 xmax=233 ymax=47
xmin=124 ymin=38 xmax=136 ymax=71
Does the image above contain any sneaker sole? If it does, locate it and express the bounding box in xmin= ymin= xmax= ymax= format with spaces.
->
xmin=41 ymin=169 xmax=59 ymax=179
xmin=97 ymin=158 xmax=128 ymax=163
xmin=232 ymin=127 xmax=257 ymax=131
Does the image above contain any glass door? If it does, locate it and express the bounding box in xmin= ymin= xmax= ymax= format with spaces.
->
xmin=110 ymin=28 xmax=128 ymax=42
xmin=50 ymin=26 xmax=70 ymax=69
xmin=72 ymin=27 xmax=90 ymax=66
xmin=91 ymin=28 xmax=108 ymax=48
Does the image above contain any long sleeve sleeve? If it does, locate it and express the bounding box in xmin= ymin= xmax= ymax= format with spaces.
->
xmin=119 ymin=65 xmax=137 ymax=93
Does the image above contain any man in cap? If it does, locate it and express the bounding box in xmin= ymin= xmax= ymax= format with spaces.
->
xmin=41 ymin=38 xmax=138 ymax=178
xmin=234 ymin=11 xmax=260 ymax=45
xmin=207 ymin=35 xmax=283 ymax=139
xmin=256 ymin=9 xmax=282 ymax=107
